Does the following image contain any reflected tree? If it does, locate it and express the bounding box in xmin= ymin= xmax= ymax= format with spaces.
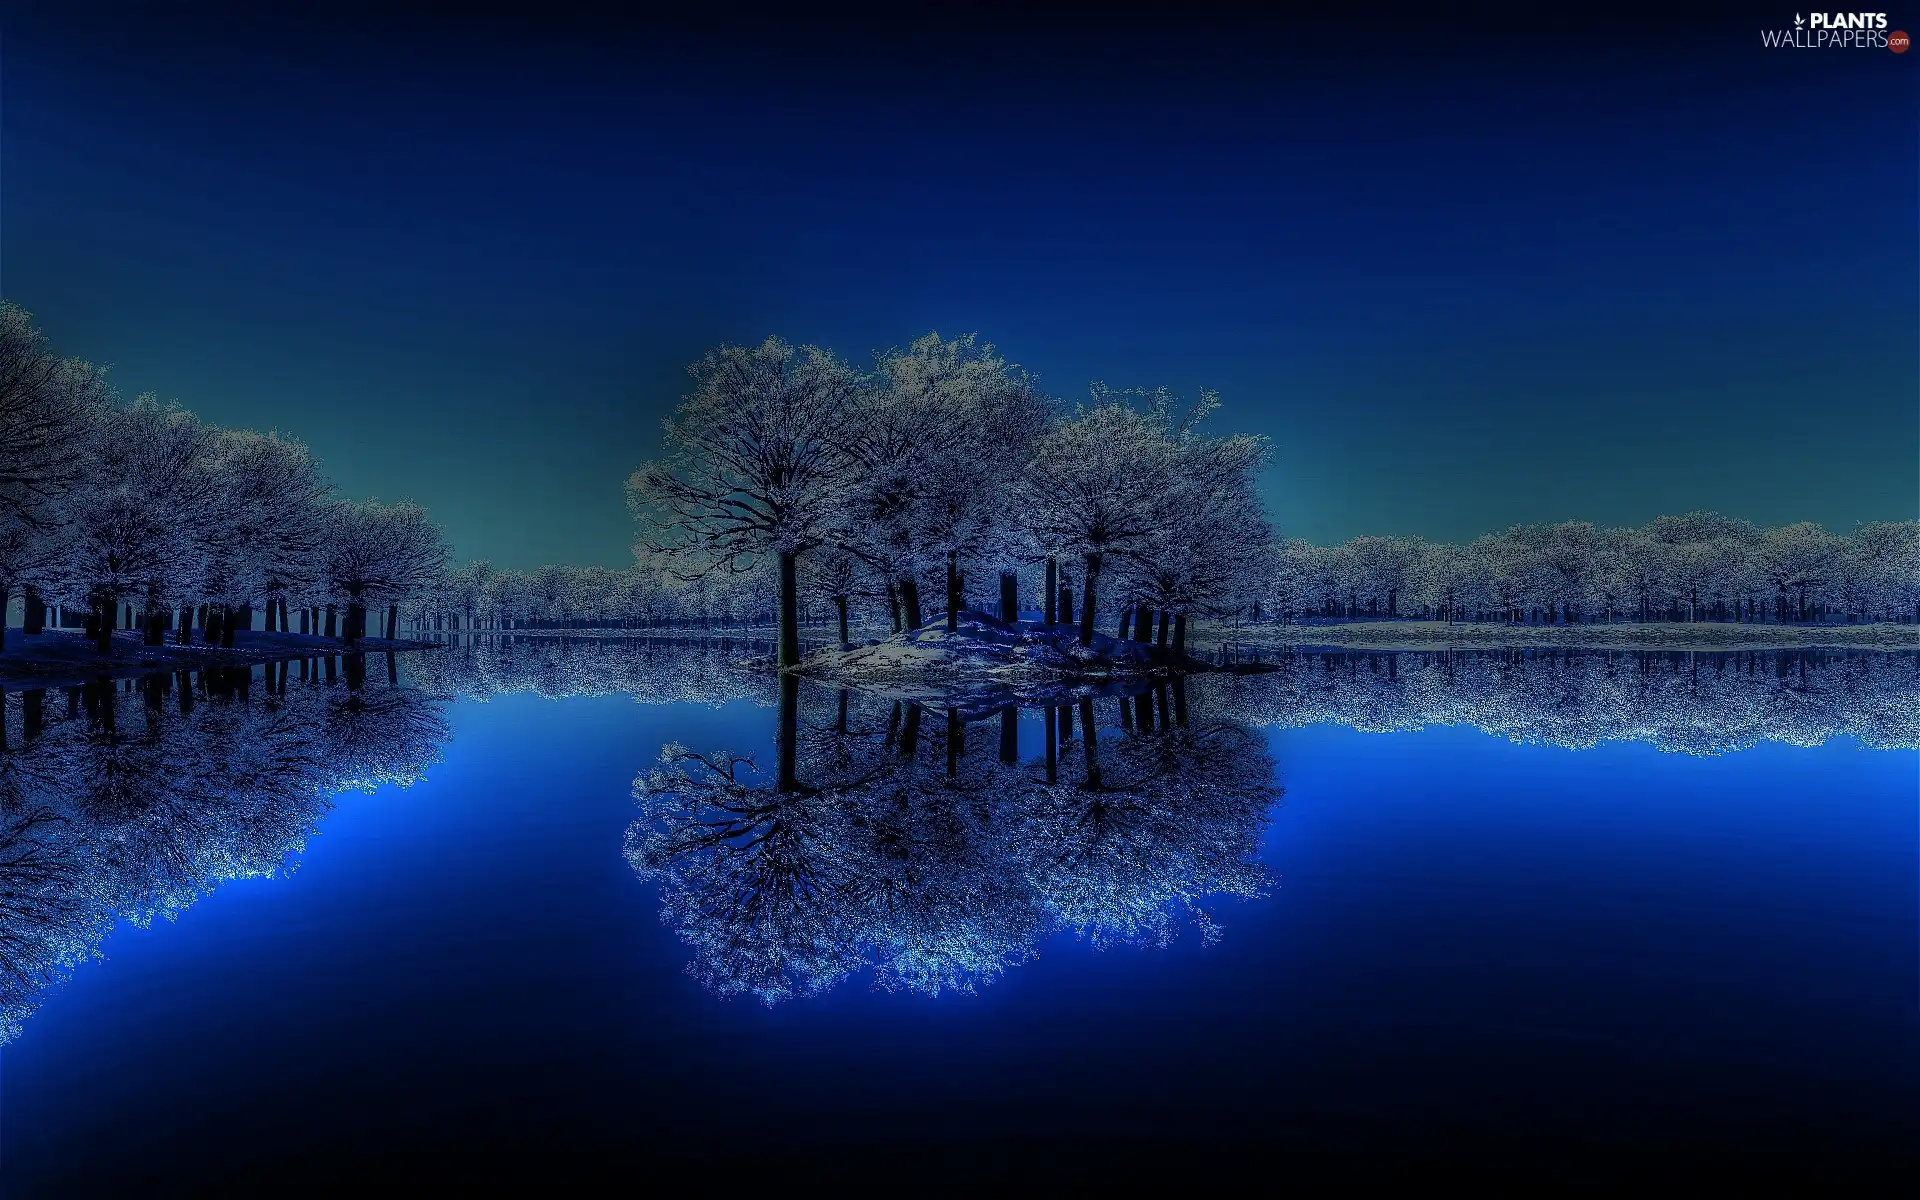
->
xmin=629 ymin=676 xmax=1280 ymax=1004
xmin=0 ymin=659 xmax=452 ymax=1042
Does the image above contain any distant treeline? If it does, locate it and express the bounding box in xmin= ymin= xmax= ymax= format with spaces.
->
xmin=0 ymin=304 xmax=452 ymax=654
xmin=421 ymin=509 xmax=1920 ymax=641
xmin=1264 ymin=516 xmax=1919 ymax=626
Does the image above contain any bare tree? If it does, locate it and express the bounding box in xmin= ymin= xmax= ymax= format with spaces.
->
xmin=628 ymin=337 xmax=860 ymax=669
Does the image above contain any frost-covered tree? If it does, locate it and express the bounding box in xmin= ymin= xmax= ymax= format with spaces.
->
xmin=628 ymin=337 xmax=860 ymax=669
xmin=199 ymin=429 xmax=330 ymax=645
xmin=61 ymin=397 xmax=224 ymax=654
xmin=1019 ymin=390 xmax=1194 ymax=646
xmin=1847 ymin=521 xmax=1920 ymax=623
xmin=324 ymin=500 xmax=451 ymax=646
xmin=1124 ymin=423 xmax=1271 ymax=651
xmin=1760 ymin=521 xmax=1839 ymax=622
xmin=0 ymin=305 xmax=101 ymax=533
xmin=0 ymin=312 xmax=109 ymax=649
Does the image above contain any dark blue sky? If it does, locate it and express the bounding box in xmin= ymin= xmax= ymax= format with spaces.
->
xmin=4 ymin=6 xmax=1914 ymax=568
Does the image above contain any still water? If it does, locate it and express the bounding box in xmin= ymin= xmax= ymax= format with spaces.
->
xmin=1 ymin=642 xmax=1914 ymax=1187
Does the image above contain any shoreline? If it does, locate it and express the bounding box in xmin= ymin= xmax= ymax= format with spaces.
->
xmin=0 ymin=630 xmax=439 ymax=690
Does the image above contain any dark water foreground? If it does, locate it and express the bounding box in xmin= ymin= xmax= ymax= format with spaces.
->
xmin=0 ymin=644 xmax=1913 ymax=1189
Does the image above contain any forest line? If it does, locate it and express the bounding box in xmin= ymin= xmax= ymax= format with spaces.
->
xmin=4 ymin=308 xmax=1912 ymax=665
xmin=425 ymin=333 xmax=1918 ymax=655
xmin=0 ymin=304 xmax=451 ymax=654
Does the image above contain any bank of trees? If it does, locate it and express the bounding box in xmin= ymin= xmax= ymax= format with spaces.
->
xmin=1262 ymin=517 xmax=1920 ymax=626
xmin=426 ymin=332 xmax=1916 ymax=648
xmin=616 ymin=334 xmax=1271 ymax=667
xmin=416 ymin=335 xmax=1274 ymax=660
xmin=0 ymin=304 xmax=451 ymax=652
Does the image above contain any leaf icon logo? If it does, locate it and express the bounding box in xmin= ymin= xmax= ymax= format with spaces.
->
xmin=1794 ymin=12 xmax=1804 ymax=26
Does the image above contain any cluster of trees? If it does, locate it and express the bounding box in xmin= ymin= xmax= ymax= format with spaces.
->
xmin=1263 ymin=516 xmax=1920 ymax=627
xmin=629 ymin=676 xmax=1278 ymax=1004
xmin=0 ymin=656 xmax=450 ymax=1043
xmin=419 ymin=332 xmax=1915 ymax=660
xmin=626 ymin=334 xmax=1271 ymax=667
xmin=0 ymin=304 xmax=452 ymax=654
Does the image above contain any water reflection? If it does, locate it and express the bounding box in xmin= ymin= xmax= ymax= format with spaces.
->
xmin=2 ymin=641 xmax=1912 ymax=1032
xmin=408 ymin=632 xmax=780 ymax=707
xmin=627 ymin=675 xmax=1281 ymax=1004
xmin=0 ymin=655 xmax=448 ymax=1043
xmin=416 ymin=636 xmax=1920 ymax=754
xmin=1200 ymin=647 xmax=1920 ymax=753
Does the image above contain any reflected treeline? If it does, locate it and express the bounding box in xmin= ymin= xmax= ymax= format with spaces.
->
xmin=1195 ymin=647 xmax=1920 ymax=754
xmin=627 ymin=675 xmax=1280 ymax=1005
xmin=406 ymin=633 xmax=782 ymax=708
xmin=412 ymin=639 xmax=1919 ymax=756
xmin=0 ymin=654 xmax=450 ymax=1043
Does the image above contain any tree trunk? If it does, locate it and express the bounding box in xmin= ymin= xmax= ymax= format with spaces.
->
xmin=94 ymin=593 xmax=115 ymax=655
xmin=899 ymin=577 xmax=923 ymax=632
xmin=1044 ymin=558 xmax=1058 ymax=625
xmin=835 ymin=594 xmax=849 ymax=645
xmin=946 ymin=551 xmax=961 ymax=632
xmin=777 ymin=549 xmax=800 ymax=670
xmin=1134 ymin=605 xmax=1155 ymax=643
xmin=887 ymin=584 xmax=902 ymax=634
xmin=1173 ymin=612 xmax=1187 ymax=655
xmin=220 ymin=606 xmax=238 ymax=648
xmin=1044 ymin=705 xmax=1057 ymax=783
xmin=1157 ymin=610 xmax=1169 ymax=650
xmin=1078 ymin=696 xmax=1100 ymax=787
xmin=1060 ymin=585 xmax=1074 ymax=632
xmin=325 ymin=604 xmax=337 ymax=639
xmin=1078 ymin=553 xmax=1101 ymax=647
xmin=386 ymin=604 xmax=399 ymax=640
xmin=999 ymin=571 xmax=1018 ymax=623
xmin=23 ymin=588 xmax=42 ymax=636
xmin=1117 ymin=604 xmax=1133 ymax=640
xmin=999 ymin=706 xmax=1017 ymax=764
xmin=899 ymin=701 xmax=922 ymax=757
xmin=177 ymin=604 xmax=194 ymax=645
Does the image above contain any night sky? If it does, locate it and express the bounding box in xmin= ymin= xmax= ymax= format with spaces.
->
xmin=3 ymin=6 xmax=1914 ymax=569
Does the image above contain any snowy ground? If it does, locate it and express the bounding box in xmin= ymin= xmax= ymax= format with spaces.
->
xmin=793 ymin=610 xmax=1199 ymax=687
xmin=0 ymin=629 xmax=437 ymax=689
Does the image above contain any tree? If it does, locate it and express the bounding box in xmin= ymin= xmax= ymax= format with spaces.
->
xmin=62 ymin=397 xmax=223 ymax=654
xmin=1760 ymin=522 xmax=1839 ymax=622
xmin=628 ymin=338 xmax=860 ymax=669
xmin=1019 ymin=389 xmax=1192 ymax=646
xmin=1126 ymin=425 xmax=1271 ymax=652
xmin=200 ymin=429 xmax=330 ymax=645
xmin=0 ymin=304 xmax=100 ymax=533
xmin=324 ymin=500 xmax=451 ymax=646
xmin=1848 ymin=521 xmax=1920 ymax=622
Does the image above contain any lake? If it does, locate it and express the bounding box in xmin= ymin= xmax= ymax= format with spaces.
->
xmin=2 ymin=641 xmax=1915 ymax=1189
